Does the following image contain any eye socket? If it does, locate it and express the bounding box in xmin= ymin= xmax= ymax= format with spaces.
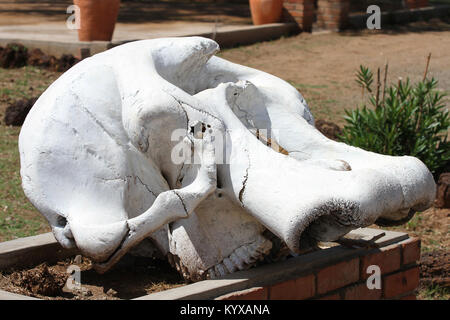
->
xmin=56 ymin=215 xmax=67 ymax=227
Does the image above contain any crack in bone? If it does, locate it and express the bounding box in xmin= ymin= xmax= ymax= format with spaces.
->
xmin=164 ymin=91 xmax=224 ymax=129
xmin=238 ymin=149 xmax=250 ymax=204
xmin=135 ymin=176 xmax=158 ymax=198
xmin=95 ymin=175 xmax=158 ymax=198
xmin=71 ymin=93 xmax=128 ymax=150
xmin=172 ymin=190 xmax=188 ymax=217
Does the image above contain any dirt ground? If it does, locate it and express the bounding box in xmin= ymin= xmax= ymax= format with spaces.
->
xmin=0 ymin=255 xmax=184 ymax=300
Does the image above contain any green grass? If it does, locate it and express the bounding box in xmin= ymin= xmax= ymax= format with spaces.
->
xmin=0 ymin=66 xmax=51 ymax=101
xmin=419 ymin=284 xmax=450 ymax=300
xmin=0 ymin=124 xmax=50 ymax=241
xmin=0 ymin=66 xmax=56 ymax=242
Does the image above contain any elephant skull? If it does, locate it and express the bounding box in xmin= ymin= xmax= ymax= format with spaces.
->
xmin=19 ymin=37 xmax=436 ymax=281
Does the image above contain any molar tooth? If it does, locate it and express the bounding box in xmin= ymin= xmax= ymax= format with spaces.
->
xmin=222 ymin=258 xmax=237 ymax=274
xmin=214 ymin=264 xmax=227 ymax=277
xmin=229 ymin=252 xmax=245 ymax=270
xmin=234 ymin=246 xmax=252 ymax=265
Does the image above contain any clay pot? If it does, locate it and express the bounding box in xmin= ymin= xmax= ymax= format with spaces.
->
xmin=74 ymin=0 xmax=120 ymax=41
xmin=249 ymin=0 xmax=284 ymax=25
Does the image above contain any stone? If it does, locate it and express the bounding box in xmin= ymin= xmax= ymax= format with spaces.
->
xmin=18 ymin=37 xmax=436 ymax=281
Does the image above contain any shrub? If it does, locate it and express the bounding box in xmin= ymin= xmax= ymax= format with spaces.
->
xmin=340 ymin=62 xmax=449 ymax=178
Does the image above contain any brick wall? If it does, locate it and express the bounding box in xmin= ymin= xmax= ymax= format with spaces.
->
xmin=282 ymin=0 xmax=350 ymax=32
xmin=349 ymin=1 xmax=404 ymax=13
xmin=283 ymin=0 xmax=430 ymax=32
xmin=218 ymin=237 xmax=421 ymax=300
xmin=315 ymin=0 xmax=350 ymax=31
xmin=282 ymin=0 xmax=315 ymax=31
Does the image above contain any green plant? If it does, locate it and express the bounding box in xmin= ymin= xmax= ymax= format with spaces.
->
xmin=340 ymin=61 xmax=450 ymax=178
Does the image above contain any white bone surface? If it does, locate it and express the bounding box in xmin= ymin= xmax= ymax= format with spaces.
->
xmin=19 ymin=37 xmax=436 ymax=280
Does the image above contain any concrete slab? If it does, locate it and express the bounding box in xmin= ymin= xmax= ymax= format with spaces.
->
xmin=0 ymin=232 xmax=78 ymax=270
xmin=345 ymin=228 xmax=409 ymax=247
xmin=0 ymin=21 xmax=248 ymax=43
xmin=0 ymin=289 xmax=40 ymax=300
xmin=0 ymin=22 xmax=298 ymax=56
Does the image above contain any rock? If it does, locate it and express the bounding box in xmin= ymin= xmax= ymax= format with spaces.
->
xmin=435 ymin=173 xmax=450 ymax=208
xmin=4 ymin=97 xmax=38 ymax=126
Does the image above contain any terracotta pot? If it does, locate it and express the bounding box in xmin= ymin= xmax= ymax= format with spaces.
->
xmin=249 ymin=0 xmax=283 ymax=25
xmin=74 ymin=0 xmax=120 ymax=41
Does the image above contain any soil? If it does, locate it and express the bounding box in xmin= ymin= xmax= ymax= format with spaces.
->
xmin=373 ymin=208 xmax=449 ymax=253
xmin=4 ymin=97 xmax=37 ymax=126
xmin=0 ymin=44 xmax=80 ymax=72
xmin=0 ymin=44 xmax=29 ymax=69
xmin=420 ymin=250 xmax=449 ymax=288
xmin=314 ymin=119 xmax=342 ymax=141
xmin=0 ymin=255 xmax=185 ymax=300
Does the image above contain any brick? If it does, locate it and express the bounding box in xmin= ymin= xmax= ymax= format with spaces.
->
xmin=400 ymin=293 xmax=417 ymax=300
xmin=360 ymin=244 xmax=401 ymax=279
xmin=318 ymin=293 xmax=341 ymax=300
xmin=217 ymin=287 xmax=268 ymax=300
xmin=317 ymin=258 xmax=359 ymax=294
xmin=282 ymin=0 xmax=314 ymax=30
xmin=283 ymin=3 xmax=295 ymax=10
xmin=343 ymin=283 xmax=382 ymax=300
xmin=401 ymin=238 xmax=421 ymax=265
xmin=269 ymin=274 xmax=315 ymax=300
xmin=383 ymin=267 xmax=420 ymax=299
